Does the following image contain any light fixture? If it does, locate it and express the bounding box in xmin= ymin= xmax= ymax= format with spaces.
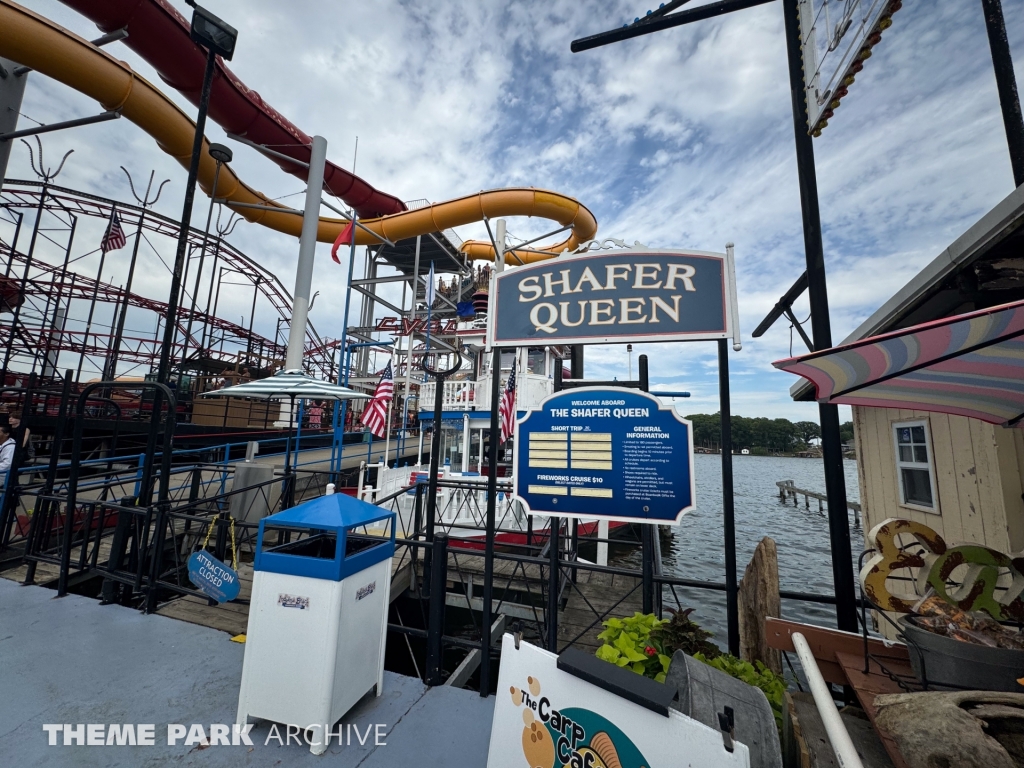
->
xmin=186 ymin=2 xmax=238 ymax=60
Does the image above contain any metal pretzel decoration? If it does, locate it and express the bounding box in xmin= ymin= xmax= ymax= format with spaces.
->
xmin=121 ymin=166 xmax=170 ymax=208
xmin=20 ymin=136 xmax=73 ymax=183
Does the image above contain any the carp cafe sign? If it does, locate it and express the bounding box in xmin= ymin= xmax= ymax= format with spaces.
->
xmin=489 ymin=248 xmax=740 ymax=347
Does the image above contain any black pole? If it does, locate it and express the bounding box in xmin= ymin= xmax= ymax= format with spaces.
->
xmin=424 ymin=374 xmax=446 ymax=546
xmin=425 ymin=532 xmax=448 ymax=685
xmin=782 ymin=0 xmax=857 ymax=633
xmin=40 ymin=215 xmax=76 ymax=379
xmin=244 ymin=276 xmax=260 ymax=366
xmin=76 ymin=233 xmax=112 ymax=383
xmin=480 ymin=347 xmax=501 ymax=697
xmin=2 ymin=210 xmax=23 ymax=280
xmin=718 ymin=339 xmax=739 ymax=656
xmin=638 ymin=354 xmax=656 ymax=615
xmin=3 ymin=185 xmax=45 ymax=376
xmin=156 ymin=47 xmax=217 ymax=384
xmin=198 ymin=240 xmax=221 ymax=355
xmin=981 ymin=0 xmax=1024 ymax=187
xmin=107 ymin=211 xmax=148 ymax=379
xmin=547 ymin=518 xmax=560 ymax=652
xmin=570 ymin=345 xmax=583 ymax=379
xmin=642 ymin=525 xmax=655 ymax=614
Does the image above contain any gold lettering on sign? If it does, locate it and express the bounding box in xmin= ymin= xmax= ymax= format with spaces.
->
xmin=589 ymin=299 xmax=616 ymax=325
xmin=518 ymin=276 xmax=542 ymax=302
xmin=603 ymin=264 xmax=632 ymax=290
xmin=573 ymin=267 xmax=604 ymax=293
xmin=619 ymin=298 xmax=646 ymax=324
xmin=633 ymin=263 xmax=663 ymax=289
xmin=649 ymin=295 xmax=682 ymax=323
xmin=558 ymin=301 xmax=586 ymax=328
xmin=664 ymin=264 xmax=696 ymax=291
xmin=530 ymin=303 xmax=558 ymax=334
xmin=543 ymin=270 xmax=574 ymax=298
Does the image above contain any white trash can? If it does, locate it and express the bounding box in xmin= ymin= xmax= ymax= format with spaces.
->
xmin=235 ymin=493 xmax=395 ymax=754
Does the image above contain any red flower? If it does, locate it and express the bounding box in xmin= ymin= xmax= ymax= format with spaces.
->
xmin=644 ymin=646 xmax=657 ymax=657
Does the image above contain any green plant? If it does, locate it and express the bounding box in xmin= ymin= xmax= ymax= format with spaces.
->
xmin=650 ymin=607 xmax=722 ymax=660
xmin=595 ymin=609 xmax=787 ymax=733
xmin=595 ymin=612 xmax=673 ymax=683
xmin=694 ymin=652 xmax=787 ymax=730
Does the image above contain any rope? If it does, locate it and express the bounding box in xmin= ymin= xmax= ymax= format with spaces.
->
xmin=200 ymin=515 xmax=238 ymax=569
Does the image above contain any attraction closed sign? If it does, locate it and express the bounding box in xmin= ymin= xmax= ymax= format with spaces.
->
xmin=490 ymin=248 xmax=740 ymax=347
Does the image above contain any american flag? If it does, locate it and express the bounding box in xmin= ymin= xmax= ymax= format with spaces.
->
xmin=361 ymin=360 xmax=394 ymax=439
xmin=499 ymin=358 xmax=517 ymax=445
xmin=101 ymin=211 xmax=126 ymax=253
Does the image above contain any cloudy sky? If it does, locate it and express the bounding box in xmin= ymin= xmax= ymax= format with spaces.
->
xmin=4 ymin=0 xmax=1023 ymax=421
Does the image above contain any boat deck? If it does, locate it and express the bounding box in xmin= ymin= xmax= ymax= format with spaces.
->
xmin=153 ymin=557 xmax=414 ymax=637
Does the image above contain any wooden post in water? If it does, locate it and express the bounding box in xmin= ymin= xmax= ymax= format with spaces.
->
xmin=738 ymin=536 xmax=782 ymax=675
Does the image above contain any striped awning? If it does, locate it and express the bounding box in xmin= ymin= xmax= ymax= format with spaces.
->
xmin=200 ymin=369 xmax=370 ymax=402
xmin=774 ymin=299 xmax=1024 ymax=428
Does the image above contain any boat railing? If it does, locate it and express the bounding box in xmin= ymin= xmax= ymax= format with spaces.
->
xmin=418 ymin=371 xmax=556 ymax=414
xmin=2 ymin=456 xmax=864 ymax=693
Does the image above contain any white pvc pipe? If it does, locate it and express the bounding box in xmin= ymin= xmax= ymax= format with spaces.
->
xmin=791 ymin=632 xmax=864 ymax=768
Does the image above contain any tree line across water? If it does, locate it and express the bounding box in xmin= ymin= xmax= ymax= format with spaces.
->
xmin=684 ymin=413 xmax=855 ymax=455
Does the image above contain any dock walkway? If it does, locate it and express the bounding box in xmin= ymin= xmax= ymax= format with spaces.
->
xmin=777 ymin=479 xmax=861 ymax=524
xmin=154 ymin=557 xmax=414 ymax=637
xmin=0 ymin=579 xmax=494 ymax=767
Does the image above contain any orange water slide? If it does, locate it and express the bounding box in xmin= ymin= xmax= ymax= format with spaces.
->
xmin=0 ymin=1 xmax=597 ymax=262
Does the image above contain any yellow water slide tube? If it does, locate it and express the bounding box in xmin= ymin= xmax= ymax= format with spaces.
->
xmin=0 ymin=1 xmax=597 ymax=263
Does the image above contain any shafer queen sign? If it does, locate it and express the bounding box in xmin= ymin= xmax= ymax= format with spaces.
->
xmin=514 ymin=387 xmax=696 ymax=524
xmin=488 ymin=247 xmax=741 ymax=348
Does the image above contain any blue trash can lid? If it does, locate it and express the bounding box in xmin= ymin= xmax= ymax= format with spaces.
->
xmin=263 ymin=493 xmax=393 ymax=532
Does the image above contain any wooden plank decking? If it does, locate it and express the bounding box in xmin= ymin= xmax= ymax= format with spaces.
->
xmin=154 ymin=557 xmax=414 ymax=637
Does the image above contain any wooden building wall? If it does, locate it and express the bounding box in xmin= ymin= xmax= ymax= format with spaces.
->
xmin=852 ymin=406 xmax=1024 ymax=554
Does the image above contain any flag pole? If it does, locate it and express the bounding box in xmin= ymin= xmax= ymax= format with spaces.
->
xmin=77 ymin=209 xmax=117 ymax=382
xmin=424 ymin=261 xmax=435 ymax=356
xmin=383 ymin=354 xmax=395 ymax=468
xmin=334 ymin=215 xmax=359 ymax=472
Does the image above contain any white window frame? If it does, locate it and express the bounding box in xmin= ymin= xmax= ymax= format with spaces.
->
xmin=892 ymin=419 xmax=940 ymax=514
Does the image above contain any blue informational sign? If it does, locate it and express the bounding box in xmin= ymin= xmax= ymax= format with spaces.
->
xmin=490 ymin=248 xmax=740 ymax=348
xmin=513 ymin=387 xmax=695 ymax=524
xmin=187 ymin=550 xmax=241 ymax=603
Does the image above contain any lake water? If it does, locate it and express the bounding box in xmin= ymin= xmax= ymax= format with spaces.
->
xmin=614 ymin=454 xmax=863 ymax=647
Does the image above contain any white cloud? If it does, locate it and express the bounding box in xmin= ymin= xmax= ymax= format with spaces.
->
xmin=3 ymin=0 xmax=1021 ymax=421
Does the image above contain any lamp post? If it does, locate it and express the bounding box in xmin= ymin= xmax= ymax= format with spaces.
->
xmin=156 ymin=1 xmax=237 ymax=384
xmin=181 ymin=142 xmax=232 ymax=371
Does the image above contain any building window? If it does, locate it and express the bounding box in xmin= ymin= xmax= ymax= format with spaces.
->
xmin=893 ymin=421 xmax=938 ymax=512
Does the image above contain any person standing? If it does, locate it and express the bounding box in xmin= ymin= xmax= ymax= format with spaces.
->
xmin=308 ymin=401 xmax=323 ymax=430
xmin=0 ymin=424 xmax=15 ymax=489
xmin=6 ymin=413 xmax=33 ymax=469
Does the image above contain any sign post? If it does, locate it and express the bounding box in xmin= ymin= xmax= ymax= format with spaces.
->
xmin=488 ymin=243 xmax=743 ymax=656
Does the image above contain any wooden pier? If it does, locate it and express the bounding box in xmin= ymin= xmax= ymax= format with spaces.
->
xmin=776 ymin=479 xmax=861 ymax=525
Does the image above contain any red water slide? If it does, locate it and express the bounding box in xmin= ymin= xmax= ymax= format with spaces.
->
xmin=58 ymin=0 xmax=406 ymax=218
